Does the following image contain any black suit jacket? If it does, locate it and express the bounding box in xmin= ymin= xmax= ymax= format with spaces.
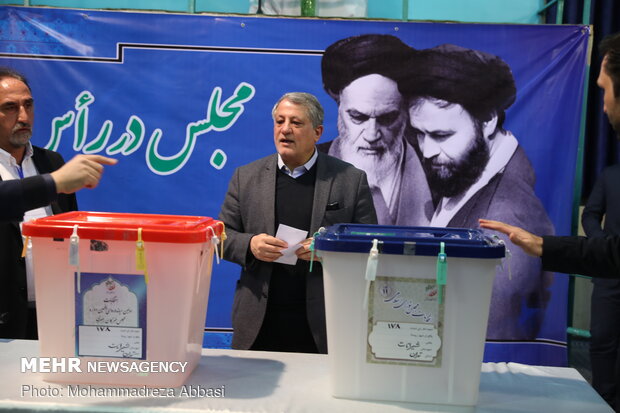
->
xmin=543 ymin=165 xmax=620 ymax=279
xmin=582 ymin=165 xmax=620 ymax=238
xmin=0 ymin=174 xmax=57 ymax=222
xmin=580 ymin=164 xmax=620 ymax=280
xmin=0 ymin=146 xmax=77 ymax=339
xmin=542 ymin=235 xmax=620 ymax=278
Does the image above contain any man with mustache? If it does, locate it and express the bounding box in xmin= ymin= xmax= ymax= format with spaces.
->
xmin=0 ymin=67 xmax=116 ymax=339
xmin=401 ymin=45 xmax=555 ymax=341
xmin=318 ymin=34 xmax=431 ymax=225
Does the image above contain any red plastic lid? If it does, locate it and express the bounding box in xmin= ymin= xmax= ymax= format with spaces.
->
xmin=22 ymin=211 xmax=224 ymax=244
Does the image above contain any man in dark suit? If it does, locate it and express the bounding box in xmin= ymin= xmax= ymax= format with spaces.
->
xmin=0 ymin=67 xmax=115 ymax=339
xmin=219 ymin=92 xmax=377 ymax=353
xmin=582 ymin=163 xmax=620 ymax=409
xmin=480 ymin=34 xmax=620 ymax=410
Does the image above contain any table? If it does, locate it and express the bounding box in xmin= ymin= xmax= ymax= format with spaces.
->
xmin=0 ymin=340 xmax=612 ymax=412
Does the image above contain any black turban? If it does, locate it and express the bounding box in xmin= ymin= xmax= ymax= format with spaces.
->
xmin=401 ymin=44 xmax=516 ymax=123
xmin=321 ymin=34 xmax=416 ymax=100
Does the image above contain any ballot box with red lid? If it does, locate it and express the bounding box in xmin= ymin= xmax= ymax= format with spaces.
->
xmin=22 ymin=211 xmax=224 ymax=387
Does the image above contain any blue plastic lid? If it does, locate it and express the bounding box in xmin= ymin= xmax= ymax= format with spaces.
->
xmin=313 ymin=224 xmax=505 ymax=259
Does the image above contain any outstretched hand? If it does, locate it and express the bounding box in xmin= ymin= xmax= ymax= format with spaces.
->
xmin=479 ymin=219 xmax=543 ymax=257
xmin=51 ymin=154 xmax=118 ymax=194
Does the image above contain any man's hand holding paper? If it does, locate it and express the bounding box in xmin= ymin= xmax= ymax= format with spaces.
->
xmin=274 ymin=224 xmax=308 ymax=265
xmin=295 ymin=237 xmax=319 ymax=262
xmin=249 ymin=233 xmax=288 ymax=262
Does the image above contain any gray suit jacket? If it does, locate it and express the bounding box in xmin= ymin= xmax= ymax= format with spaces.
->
xmin=219 ymin=151 xmax=377 ymax=353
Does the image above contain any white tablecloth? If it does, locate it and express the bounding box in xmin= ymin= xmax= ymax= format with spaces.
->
xmin=0 ymin=339 xmax=612 ymax=412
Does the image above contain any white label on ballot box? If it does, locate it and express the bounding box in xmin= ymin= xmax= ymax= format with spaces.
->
xmin=75 ymin=272 xmax=147 ymax=359
xmin=368 ymin=322 xmax=441 ymax=362
xmin=78 ymin=326 xmax=143 ymax=358
xmin=367 ymin=277 xmax=443 ymax=366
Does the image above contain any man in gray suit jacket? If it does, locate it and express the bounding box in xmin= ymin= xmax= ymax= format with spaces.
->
xmin=219 ymin=92 xmax=377 ymax=353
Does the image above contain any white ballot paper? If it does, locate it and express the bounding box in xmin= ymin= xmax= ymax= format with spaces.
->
xmin=274 ymin=224 xmax=308 ymax=265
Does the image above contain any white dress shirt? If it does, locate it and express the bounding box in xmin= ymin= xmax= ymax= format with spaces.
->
xmin=277 ymin=149 xmax=318 ymax=179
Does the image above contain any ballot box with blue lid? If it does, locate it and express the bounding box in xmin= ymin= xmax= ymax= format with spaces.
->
xmin=313 ymin=224 xmax=505 ymax=406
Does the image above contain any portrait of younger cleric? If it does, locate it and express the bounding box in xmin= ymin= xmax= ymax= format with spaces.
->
xmin=317 ymin=34 xmax=432 ymax=226
xmin=400 ymin=44 xmax=556 ymax=340
xmin=318 ymin=36 xmax=556 ymax=340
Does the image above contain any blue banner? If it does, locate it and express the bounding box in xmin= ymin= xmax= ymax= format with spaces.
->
xmin=0 ymin=6 xmax=589 ymax=365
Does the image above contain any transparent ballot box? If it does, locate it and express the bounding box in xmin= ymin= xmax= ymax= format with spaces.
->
xmin=22 ymin=211 xmax=224 ymax=387
xmin=314 ymin=224 xmax=505 ymax=406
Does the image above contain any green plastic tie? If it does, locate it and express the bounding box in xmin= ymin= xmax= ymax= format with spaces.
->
xmin=309 ymin=230 xmax=321 ymax=273
xmin=436 ymin=241 xmax=447 ymax=305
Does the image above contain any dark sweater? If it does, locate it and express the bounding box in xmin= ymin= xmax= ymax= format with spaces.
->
xmin=251 ymin=165 xmax=319 ymax=352
xmin=270 ymin=165 xmax=317 ymax=306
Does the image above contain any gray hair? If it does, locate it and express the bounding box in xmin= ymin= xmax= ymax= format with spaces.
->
xmin=272 ymin=92 xmax=324 ymax=128
xmin=0 ymin=66 xmax=31 ymax=92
